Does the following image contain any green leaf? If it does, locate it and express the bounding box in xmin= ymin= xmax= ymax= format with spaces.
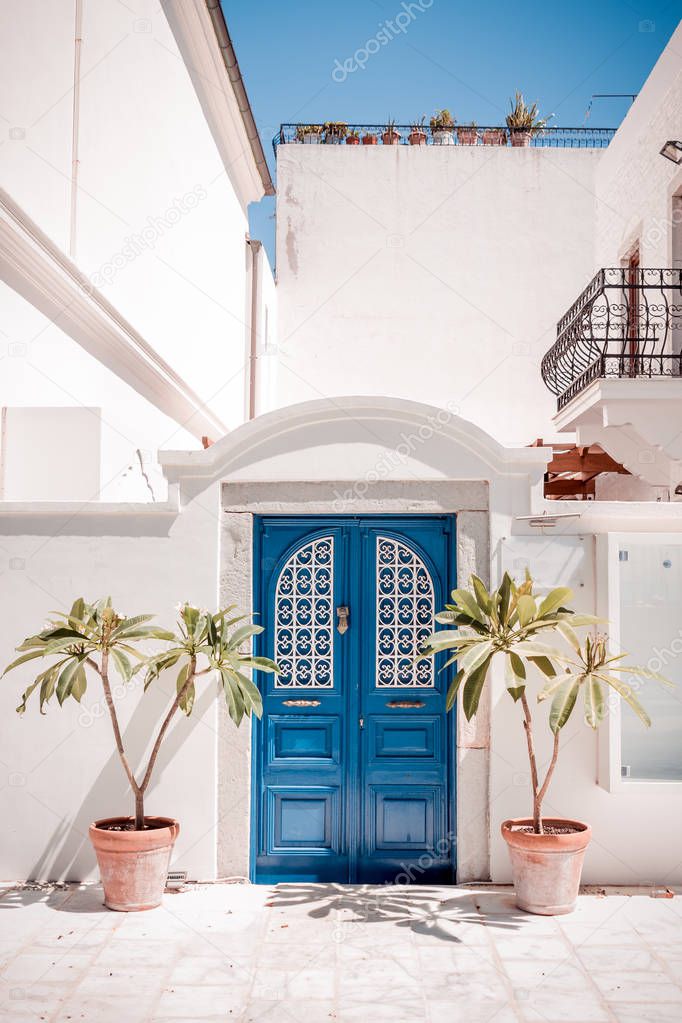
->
xmin=584 ymin=674 xmax=604 ymax=729
xmin=462 ymin=655 xmax=492 ymax=720
xmin=237 ymin=656 xmax=279 ymax=673
xmin=507 ymin=686 xmax=525 ymax=702
xmin=498 ymin=573 xmax=512 ymax=623
xmin=221 ymin=669 xmax=245 ymax=725
xmin=527 ymin=655 xmax=557 ymax=678
xmin=110 ymin=614 xmax=154 ymax=638
xmin=557 ymin=620 xmax=581 ymax=653
xmin=39 ymin=664 xmax=60 ymax=712
xmin=445 ymin=669 xmax=464 ymax=712
xmin=595 ymin=672 xmax=650 ymax=727
xmin=471 ymin=575 xmax=492 ymax=614
xmin=56 ymin=659 xmax=82 ymax=706
xmin=509 ymin=653 xmax=526 ymax=680
xmin=538 ymin=587 xmax=573 ymax=617
xmin=516 ymin=595 xmax=537 ymax=627
xmin=227 ymin=623 xmax=263 ymax=651
xmin=549 ymin=679 xmax=579 ymax=734
xmin=451 ymin=589 xmax=485 ymax=623
xmin=2 ymin=649 xmax=47 ymax=676
xmin=71 ymin=665 xmax=87 ymax=702
xmin=110 ymin=649 xmax=133 ymax=683
xmin=176 ymin=663 xmax=195 ymax=715
xmin=607 ymin=665 xmax=674 ymax=687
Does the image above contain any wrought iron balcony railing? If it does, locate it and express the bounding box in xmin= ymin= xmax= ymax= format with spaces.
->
xmin=541 ymin=268 xmax=682 ymax=411
xmin=272 ymin=124 xmax=615 ymax=155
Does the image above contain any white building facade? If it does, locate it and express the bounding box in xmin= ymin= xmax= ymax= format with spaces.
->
xmin=1 ymin=6 xmax=681 ymax=887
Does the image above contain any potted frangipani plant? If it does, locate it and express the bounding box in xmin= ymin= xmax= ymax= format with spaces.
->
xmin=3 ymin=598 xmax=277 ymax=912
xmin=505 ymin=91 xmax=548 ymax=147
xmin=420 ymin=571 xmax=670 ymax=915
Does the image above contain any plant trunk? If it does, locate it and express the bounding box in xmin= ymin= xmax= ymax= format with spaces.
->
xmin=520 ymin=693 xmax=543 ymax=834
xmin=535 ymin=730 xmax=561 ymax=828
xmin=135 ymin=790 xmax=145 ymax=830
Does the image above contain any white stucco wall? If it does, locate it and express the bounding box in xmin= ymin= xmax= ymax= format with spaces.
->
xmin=0 ymin=492 xmax=221 ymax=882
xmin=0 ymin=0 xmax=265 ymax=500
xmin=595 ymin=22 xmax=682 ymax=270
xmin=0 ymin=282 xmax=196 ymax=502
xmin=274 ymin=144 xmax=602 ymax=447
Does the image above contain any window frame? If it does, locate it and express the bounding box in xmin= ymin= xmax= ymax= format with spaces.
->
xmin=597 ymin=532 xmax=682 ymax=792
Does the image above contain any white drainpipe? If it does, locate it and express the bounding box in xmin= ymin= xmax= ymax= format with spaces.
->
xmin=247 ymin=239 xmax=262 ymax=420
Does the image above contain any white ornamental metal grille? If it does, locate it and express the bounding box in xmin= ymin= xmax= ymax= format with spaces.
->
xmin=274 ymin=536 xmax=334 ymax=688
xmin=376 ymin=536 xmax=435 ymax=688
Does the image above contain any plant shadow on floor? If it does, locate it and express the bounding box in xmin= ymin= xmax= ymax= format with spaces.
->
xmin=267 ymin=884 xmax=528 ymax=943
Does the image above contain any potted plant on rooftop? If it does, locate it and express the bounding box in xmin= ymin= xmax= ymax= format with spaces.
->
xmin=430 ymin=109 xmax=455 ymax=145
xmin=362 ymin=131 xmax=378 ymax=145
xmin=420 ymin=571 xmax=670 ymax=915
xmin=346 ymin=129 xmax=361 ymax=145
xmin=324 ymin=121 xmax=348 ymax=144
xmin=482 ymin=125 xmax=506 ymax=146
xmin=3 ymin=598 xmax=278 ymax=912
xmin=295 ymin=124 xmax=323 ymax=144
xmin=382 ymin=118 xmax=401 ymax=145
xmin=456 ymin=121 xmax=478 ymax=145
xmin=505 ymin=91 xmax=547 ymax=147
xmin=408 ymin=117 xmax=427 ymax=146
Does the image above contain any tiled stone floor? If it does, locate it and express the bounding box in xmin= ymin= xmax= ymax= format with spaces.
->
xmin=0 ymin=882 xmax=681 ymax=1022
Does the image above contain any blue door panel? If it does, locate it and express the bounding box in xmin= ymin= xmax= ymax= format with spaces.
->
xmin=370 ymin=716 xmax=440 ymax=760
xmin=269 ymin=787 xmax=340 ymax=852
xmin=253 ymin=515 xmax=455 ymax=884
xmin=269 ymin=716 xmax=340 ymax=764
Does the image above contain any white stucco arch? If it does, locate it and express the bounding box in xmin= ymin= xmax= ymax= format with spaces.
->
xmin=160 ymin=396 xmax=549 ymax=499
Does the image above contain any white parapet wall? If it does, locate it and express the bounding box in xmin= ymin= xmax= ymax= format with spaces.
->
xmin=275 ymin=143 xmax=603 ymax=447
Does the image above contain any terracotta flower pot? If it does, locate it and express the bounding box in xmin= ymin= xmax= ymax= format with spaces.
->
xmin=408 ymin=131 xmax=427 ymax=146
xmin=501 ymin=817 xmax=591 ymax=916
xmin=346 ymin=136 xmax=360 ymax=145
xmin=90 ymin=816 xmax=179 ymax=912
xmin=382 ymin=131 xmax=401 ymax=146
xmin=510 ymin=130 xmax=532 ymax=147
xmin=456 ymin=128 xmax=478 ymax=145
xmin=432 ymin=128 xmax=455 ymax=146
xmin=362 ymin=134 xmax=378 ymax=145
xmin=482 ymin=129 xmax=506 ymax=146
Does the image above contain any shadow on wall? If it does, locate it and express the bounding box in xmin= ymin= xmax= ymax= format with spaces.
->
xmin=23 ymin=683 xmax=215 ymax=884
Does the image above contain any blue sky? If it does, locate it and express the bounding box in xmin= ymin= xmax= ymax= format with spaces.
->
xmin=223 ymin=0 xmax=681 ymax=266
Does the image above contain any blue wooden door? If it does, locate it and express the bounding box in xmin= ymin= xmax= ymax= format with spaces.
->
xmin=252 ymin=516 xmax=455 ymax=884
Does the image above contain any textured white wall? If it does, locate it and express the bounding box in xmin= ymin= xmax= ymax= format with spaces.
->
xmin=275 ymin=144 xmax=602 ymax=446
xmin=595 ymin=22 xmax=682 ymax=270
xmin=0 ymin=0 xmax=257 ymax=500
xmin=0 ymin=491 xmax=221 ymax=882
xmin=493 ymin=533 xmax=682 ymax=885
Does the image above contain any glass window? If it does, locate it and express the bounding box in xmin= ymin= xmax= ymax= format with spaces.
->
xmin=619 ymin=543 xmax=682 ymax=780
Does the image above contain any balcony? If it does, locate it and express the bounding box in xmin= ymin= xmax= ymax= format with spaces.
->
xmin=541 ymin=268 xmax=682 ymax=491
xmin=542 ymin=268 xmax=682 ymax=412
xmin=272 ymin=123 xmax=615 ymax=154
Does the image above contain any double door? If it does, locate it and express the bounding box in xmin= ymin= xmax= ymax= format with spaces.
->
xmin=252 ymin=516 xmax=455 ymax=884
